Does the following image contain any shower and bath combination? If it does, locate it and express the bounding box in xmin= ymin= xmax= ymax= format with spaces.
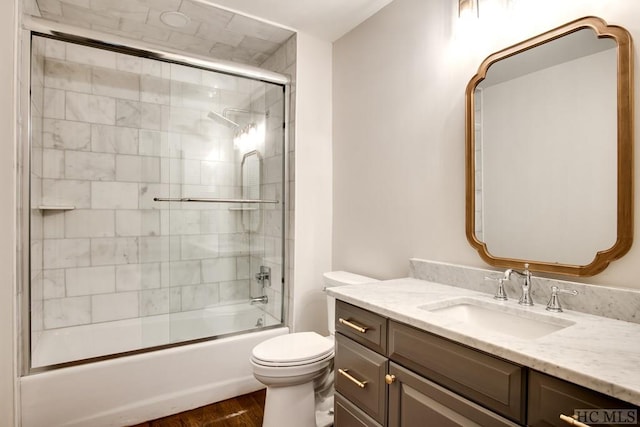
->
xmin=20 ymin=6 xmax=292 ymax=425
xmin=27 ymin=34 xmax=287 ymax=369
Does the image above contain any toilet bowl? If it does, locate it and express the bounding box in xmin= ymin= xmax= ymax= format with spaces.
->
xmin=251 ymin=271 xmax=378 ymax=427
xmin=251 ymin=332 xmax=334 ymax=427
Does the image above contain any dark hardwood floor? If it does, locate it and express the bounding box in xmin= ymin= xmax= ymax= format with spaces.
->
xmin=130 ymin=389 xmax=266 ymax=427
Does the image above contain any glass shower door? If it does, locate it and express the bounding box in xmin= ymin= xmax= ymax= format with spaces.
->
xmin=162 ymin=64 xmax=286 ymax=344
xmin=29 ymin=35 xmax=285 ymax=368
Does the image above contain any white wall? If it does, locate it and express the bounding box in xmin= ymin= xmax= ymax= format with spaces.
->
xmin=0 ymin=0 xmax=18 ymax=425
xmin=292 ymin=32 xmax=333 ymax=333
xmin=332 ymin=0 xmax=640 ymax=289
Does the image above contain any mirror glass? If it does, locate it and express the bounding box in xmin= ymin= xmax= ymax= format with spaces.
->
xmin=466 ymin=17 xmax=633 ymax=276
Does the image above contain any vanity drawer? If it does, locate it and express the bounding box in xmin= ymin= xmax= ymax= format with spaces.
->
xmin=335 ymin=333 xmax=388 ymax=425
xmin=336 ymin=300 xmax=387 ymax=354
xmin=388 ymin=321 xmax=525 ymax=424
xmin=335 ymin=393 xmax=382 ymax=427
xmin=388 ymin=362 xmax=519 ymax=427
xmin=528 ymin=371 xmax=639 ymax=427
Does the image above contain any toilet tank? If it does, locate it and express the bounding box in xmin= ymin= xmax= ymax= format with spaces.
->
xmin=323 ymin=271 xmax=378 ymax=336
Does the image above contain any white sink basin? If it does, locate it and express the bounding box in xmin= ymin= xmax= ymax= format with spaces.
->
xmin=421 ymin=298 xmax=574 ymax=340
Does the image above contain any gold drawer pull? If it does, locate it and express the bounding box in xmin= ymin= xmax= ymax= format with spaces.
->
xmin=338 ymin=318 xmax=368 ymax=333
xmin=338 ymin=368 xmax=368 ymax=388
xmin=560 ymin=414 xmax=591 ymax=427
xmin=385 ymin=374 xmax=396 ymax=384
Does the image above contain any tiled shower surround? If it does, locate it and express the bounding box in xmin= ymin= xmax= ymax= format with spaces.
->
xmin=30 ymin=35 xmax=288 ymax=354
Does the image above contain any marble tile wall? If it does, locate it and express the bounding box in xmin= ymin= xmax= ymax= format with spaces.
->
xmin=258 ymin=35 xmax=296 ymax=324
xmin=34 ymin=36 xmax=286 ymax=332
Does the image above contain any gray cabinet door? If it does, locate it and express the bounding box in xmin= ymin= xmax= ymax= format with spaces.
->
xmin=387 ymin=363 xmax=519 ymax=427
xmin=336 ymin=300 xmax=388 ymax=354
xmin=388 ymin=320 xmax=525 ymax=423
xmin=528 ymin=371 xmax=639 ymax=427
xmin=335 ymin=333 xmax=388 ymax=425
xmin=335 ymin=393 xmax=382 ymax=427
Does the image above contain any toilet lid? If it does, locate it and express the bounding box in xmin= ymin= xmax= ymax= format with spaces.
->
xmin=252 ymin=332 xmax=334 ymax=366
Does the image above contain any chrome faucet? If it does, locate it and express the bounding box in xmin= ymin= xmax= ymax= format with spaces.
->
xmin=250 ymin=295 xmax=269 ymax=305
xmin=503 ymin=263 xmax=533 ymax=306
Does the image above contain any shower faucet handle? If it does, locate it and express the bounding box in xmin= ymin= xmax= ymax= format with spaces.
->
xmin=255 ymin=265 xmax=271 ymax=287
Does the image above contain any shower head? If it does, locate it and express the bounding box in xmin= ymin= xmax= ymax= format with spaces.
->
xmin=207 ymin=111 xmax=239 ymax=129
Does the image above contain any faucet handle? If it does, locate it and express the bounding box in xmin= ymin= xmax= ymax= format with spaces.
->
xmin=546 ymin=286 xmax=577 ymax=313
xmin=484 ymin=276 xmax=508 ymax=301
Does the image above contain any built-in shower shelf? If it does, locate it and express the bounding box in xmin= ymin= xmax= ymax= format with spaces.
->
xmin=37 ymin=205 xmax=75 ymax=211
xmin=228 ymin=207 xmax=259 ymax=211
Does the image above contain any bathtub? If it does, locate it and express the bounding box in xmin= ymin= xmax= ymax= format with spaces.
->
xmin=32 ymin=301 xmax=279 ymax=367
xmin=21 ymin=303 xmax=287 ymax=427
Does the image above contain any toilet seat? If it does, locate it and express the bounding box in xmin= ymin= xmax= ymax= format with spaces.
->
xmin=252 ymin=350 xmax=334 ymax=368
xmin=251 ymin=332 xmax=334 ymax=367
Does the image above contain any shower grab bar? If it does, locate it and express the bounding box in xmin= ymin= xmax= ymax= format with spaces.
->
xmin=153 ymin=197 xmax=279 ymax=204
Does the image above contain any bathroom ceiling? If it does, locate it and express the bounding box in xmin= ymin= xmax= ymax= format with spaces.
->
xmin=31 ymin=0 xmax=393 ymax=67
xmin=202 ymin=0 xmax=395 ymax=42
xmin=32 ymin=0 xmax=296 ymax=67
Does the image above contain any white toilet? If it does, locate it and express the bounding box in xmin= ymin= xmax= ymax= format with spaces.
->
xmin=250 ymin=271 xmax=378 ymax=427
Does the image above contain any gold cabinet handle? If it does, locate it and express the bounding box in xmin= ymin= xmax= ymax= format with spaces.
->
xmin=338 ymin=318 xmax=368 ymax=333
xmin=338 ymin=368 xmax=368 ymax=388
xmin=385 ymin=374 xmax=396 ymax=384
xmin=560 ymin=414 xmax=591 ymax=427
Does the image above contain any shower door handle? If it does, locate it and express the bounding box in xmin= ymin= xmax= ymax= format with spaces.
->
xmin=153 ymin=197 xmax=279 ymax=204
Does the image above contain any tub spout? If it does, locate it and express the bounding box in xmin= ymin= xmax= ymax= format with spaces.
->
xmin=250 ymin=295 xmax=269 ymax=305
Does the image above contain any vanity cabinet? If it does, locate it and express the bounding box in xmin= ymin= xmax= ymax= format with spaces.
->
xmin=335 ymin=301 xmax=521 ymax=427
xmin=334 ymin=300 xmax=639 ymax=427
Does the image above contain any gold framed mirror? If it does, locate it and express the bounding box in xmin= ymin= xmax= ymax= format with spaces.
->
xmin=465 ymin=16 xmax=633 ymax=276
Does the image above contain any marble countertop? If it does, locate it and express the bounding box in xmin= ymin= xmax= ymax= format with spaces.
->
xmin=327 ymin=277 xmax=640 ymax=406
